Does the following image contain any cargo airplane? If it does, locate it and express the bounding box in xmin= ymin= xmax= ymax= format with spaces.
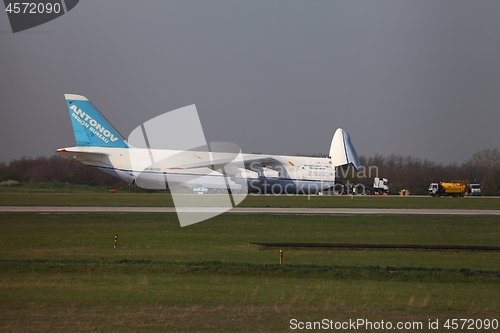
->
xmin=57 ymin=94 xmax=361 ymax=194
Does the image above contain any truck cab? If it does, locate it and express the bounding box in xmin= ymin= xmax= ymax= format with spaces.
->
xmin=429 ymin=183 xmax=439 ymax=196
xmin=469 ymin=184 xmax=481 ymax=196
xmin=373 ymin=177 xmax=389 ymax=194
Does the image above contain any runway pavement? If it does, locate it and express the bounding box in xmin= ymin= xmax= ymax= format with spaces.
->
xmin=1 ymin=206 xmax=500 ymax=215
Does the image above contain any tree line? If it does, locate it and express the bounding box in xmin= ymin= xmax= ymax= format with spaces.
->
xmin=0 ymin=155 xmax=127 ymax=188
xmin=1 ymin=148 xmax=499 ymax=195
xmin=342 ymin=148 xmax=500 ymax=195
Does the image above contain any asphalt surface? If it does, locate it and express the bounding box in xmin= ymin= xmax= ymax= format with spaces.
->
xmin=1 ymin=206 xmax=500 ymax=215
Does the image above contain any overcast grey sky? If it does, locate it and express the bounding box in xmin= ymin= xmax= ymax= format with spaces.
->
xmin=1 ymin=0 xmax=499 ymax=164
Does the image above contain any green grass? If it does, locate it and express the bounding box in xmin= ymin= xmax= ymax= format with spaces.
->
xmin=0 ymin=182 xmax=119 ymax=193
xmin=1 ymin=192 xmax=500 ymax=209
xmin=2 ymin=213 xmax=500 ymax=268
xmin=1 ymin=213 xmax=500 ymax=332
xmin=0 ymin=192 xmax=174 ymax=206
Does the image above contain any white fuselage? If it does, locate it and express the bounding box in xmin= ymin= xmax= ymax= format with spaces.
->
xmin=57 ymin=146 xmax=336 ymax=194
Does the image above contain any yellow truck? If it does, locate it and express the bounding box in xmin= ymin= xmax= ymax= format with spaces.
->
xmin=429 ymin=180 xmax=468 ymax=197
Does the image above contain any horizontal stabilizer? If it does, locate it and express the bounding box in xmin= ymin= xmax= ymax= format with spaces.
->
xmin=329 ymin=128 xmax=361 ymax=170
xmin=56 ymin=148 xmax=108 ymax=163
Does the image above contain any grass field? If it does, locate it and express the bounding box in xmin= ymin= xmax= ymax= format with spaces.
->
xmin=0 ymin=182 xmax=117 ymax=193
xmin=1 ymin=213 xmax=500 ymax=332
xmin=1 ymin=192 xmax=500 ymax=210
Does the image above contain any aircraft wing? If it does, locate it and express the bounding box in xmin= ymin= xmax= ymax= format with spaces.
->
xmin=240 ymin=156 xmax=281 ymax=168
xmin=178 ymin=155 xmax=279 ymax=171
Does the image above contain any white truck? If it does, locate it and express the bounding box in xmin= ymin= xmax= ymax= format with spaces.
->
xmin=469 ymin=184 xmax=482 ymax=196
xmin=372 ymin=177 xmax=390 ymax=194
xmin=351 ymin=177 xmax=389 ymax=195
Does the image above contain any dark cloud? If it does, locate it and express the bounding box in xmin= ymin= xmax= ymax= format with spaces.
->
xmin=1 ymin=0 xmax=499 ymax=164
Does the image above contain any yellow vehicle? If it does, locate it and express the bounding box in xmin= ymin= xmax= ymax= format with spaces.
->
xmin=440 ymin=180 xmax=467 ymax=196
xmin=429 ymin=180 xmax=468 ymax=197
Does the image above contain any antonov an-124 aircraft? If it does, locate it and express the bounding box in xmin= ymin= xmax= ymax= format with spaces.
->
xmin=57 ymin=94 xmax=361 ymax=195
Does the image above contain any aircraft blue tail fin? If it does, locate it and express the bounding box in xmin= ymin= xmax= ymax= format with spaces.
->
xmin=65 ymin=94 xmax=129 ymax=148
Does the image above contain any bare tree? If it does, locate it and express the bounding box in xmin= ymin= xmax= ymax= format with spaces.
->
xmin=462 ymin=148 xmax=500 ymax=194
